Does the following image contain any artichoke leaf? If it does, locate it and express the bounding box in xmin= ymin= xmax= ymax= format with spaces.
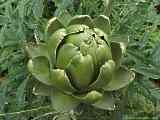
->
xmin=68 ymin=15 xmax=94 ymax=28
xmin=50 ymin=69 xmax=76 ymax=93
xmin=104 ymin=67 xmax=135 ymax=91
xmin=94 ymin=15 xmax=111 ymax=35
xmin=66 ymin=54 xmax=94 ymax=90
xmin=90 ymin=60 xmax=115 ymax=89
xmin=27 ymin=56 xmax=51 ymax=85
xmin=45 ymin=17 xmax=64 ymax=39
xmin=92 ymin=92 xmax=115 ymax=110
xmin=56 ymin=43 xmax=80 ymax=69
xmin=51 ymin=90 xmax=79 ymax=112
xmin=33 ymin=81 xmax=54 ymax=96
xmin=26 ymin=43 xmax=49 ymax=59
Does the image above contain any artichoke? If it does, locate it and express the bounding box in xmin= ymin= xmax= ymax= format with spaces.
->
xmin=26 ymin=15 xmax=135 ymax=112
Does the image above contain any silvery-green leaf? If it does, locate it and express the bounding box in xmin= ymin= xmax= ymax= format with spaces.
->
xmin=66 ymin=54 xmax=94 ymax=90
xmin=68 ymin=15 xmax=93 ymax=28
xmin=51 ymin=90 xmax=79 ymax=112
xmin=103 ymin=0 xmax=112 ymax=16
xmin=94 ymin=15 xmax=111 ymax=35
xmin=50 ymin=69 xmax=76 ymax=93
xmin=90 ymin=60 xmax=115 ymax=89
xmin=27 ymin=56 xmax=51 ymax=85
xmin=92 ymin=92 xmax=115 ymax=110
xmin=45 ymin=17 xmax=64 ymax=39
xmin=0 ymin=15 xmax=9 ymax=25
xmin=104 ymin=67 xmax=135 ymax=91
xmin=56 ymin=43 xmax=80 ymax=69
xmin=57 ymin=10 xmax=72 ymax=27
xmin=33 ymin=81 xmax=54 ymax=96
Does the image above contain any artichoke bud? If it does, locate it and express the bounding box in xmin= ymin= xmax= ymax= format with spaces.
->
xmin=27 ymin=15 xmax=135 ymax=112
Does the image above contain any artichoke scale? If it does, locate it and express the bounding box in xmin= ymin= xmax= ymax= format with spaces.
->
xmin=27 ymin=56 xmax=51 ymax=85
xmin=90 ymin=60 xmax=115 ymax=89
xmin=47 ymin=29 xmax=67 ymax=66
xmin=104 ymin=67 xmax=135 ymax=91
xmin=50 ymin=69 xmax=76 ymax=93
xmin=65 ymin=31 xmax=90 ymax=47
xmin=56 ymin=43 xmax=80 ymax=69
xmin=66 ymin=54 xmax=94 ymax=90
xmin=67 ymin=24 xmax=89 ymax=34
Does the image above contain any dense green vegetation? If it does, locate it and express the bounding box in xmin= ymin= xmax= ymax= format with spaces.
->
xmin=0 ymin=0 xmax=160 ymax=120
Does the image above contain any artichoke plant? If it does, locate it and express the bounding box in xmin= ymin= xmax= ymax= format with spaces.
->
xmin=26 ymin=15 xmax=135 ymax=112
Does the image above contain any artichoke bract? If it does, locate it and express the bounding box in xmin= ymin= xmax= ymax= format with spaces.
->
xmin=26 ymin=15 xmax=135 ymax=112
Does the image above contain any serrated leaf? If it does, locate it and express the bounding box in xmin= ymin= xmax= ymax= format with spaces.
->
xmin=16 ymin=78 xmax=28 ymax=107
xmin=0 ymin=15 xmax=8 ymax=25
xmin=32 ymin=0 xmax=44 ymax=18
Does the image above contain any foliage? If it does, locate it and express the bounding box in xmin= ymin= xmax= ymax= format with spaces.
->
xmin=0 ymin=0 xmax=160 ymax=120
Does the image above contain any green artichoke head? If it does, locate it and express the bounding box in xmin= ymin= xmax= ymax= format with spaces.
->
xmin=26 ymin=15 xmax=135 ymax=112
